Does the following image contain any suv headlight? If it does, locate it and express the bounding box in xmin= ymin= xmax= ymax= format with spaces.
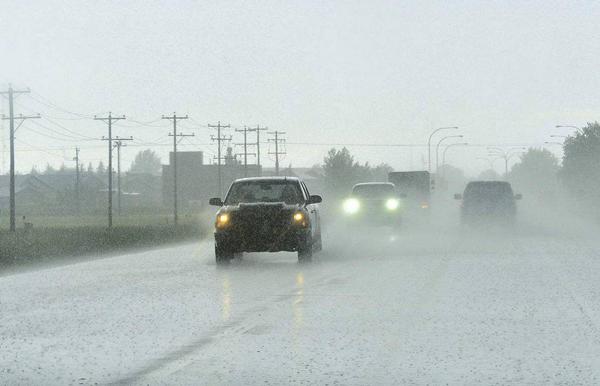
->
xmin=385 ymin=198 xmax=400 ymax=210
xmin=343 ymin=198 xmax=360 ymax=214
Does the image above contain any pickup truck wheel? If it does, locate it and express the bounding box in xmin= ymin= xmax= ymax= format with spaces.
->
xmin=314 ymin=232 xmax=323 ymax=252
xmin=298 ymin=235 xmax=313 ymax=262
xmin=215 ymin=244 xmax=233 ymax=265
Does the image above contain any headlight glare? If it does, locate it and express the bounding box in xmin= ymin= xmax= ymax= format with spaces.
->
xmin=216 ymin=213 xmax=230 ymax=228
xmin=343 ymin=198 xmax=360 ymax=214
xmin=385 ymin=198 xmax=400 ymax=210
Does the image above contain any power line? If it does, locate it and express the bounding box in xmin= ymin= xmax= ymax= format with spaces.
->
xmin=42 ymin=116 xmax=98 ymax=139
xmin=14 ymin=138 xmax=66 ymax=159
xmin=28 ymin=91 xmax=94 ymax=119
xmin=27 ymin=119 xmax=96 ymax=142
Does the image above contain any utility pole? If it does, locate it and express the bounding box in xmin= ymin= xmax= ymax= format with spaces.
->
xmin=163 ymin=113 xmax=193 ymax=226
xmin=209 ymin=121 xmax=231 ymax=197
xmin=95 ymin=112 xmax=126 ymax=229
xmin=235 ymin=126 xmax=256 ymax=177
xmin=247 ymin=125 xmax=267 ymax=176
xmin=268 ymin=130 xmax=286 ymax=176
xmin=73 ymin=147 xmax=80 ymax=214
xmin=114 ymin=138 xmax=133 ymax=215
xmin=1 ymin=85 xmax=40 ymax=232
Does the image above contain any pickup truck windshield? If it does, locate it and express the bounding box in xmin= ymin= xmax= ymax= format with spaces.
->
xmin=225 ymin=180 xmax=304 ymax=205
xmin=464 ymin=182 xmax=514 ymax=200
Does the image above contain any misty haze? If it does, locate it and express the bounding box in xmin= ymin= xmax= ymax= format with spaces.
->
xmin=2 ymin=1 xmax=600 ymax=385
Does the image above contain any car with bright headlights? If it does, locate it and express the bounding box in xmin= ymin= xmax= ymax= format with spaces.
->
xmin=342 ymin=182 xmax=402 ymax=226
xmin=209 ymin=177 xmax=323 ymax=264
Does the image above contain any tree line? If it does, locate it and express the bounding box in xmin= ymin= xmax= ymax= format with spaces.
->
xmin=26 ymin=149 xmax=163 ymax=176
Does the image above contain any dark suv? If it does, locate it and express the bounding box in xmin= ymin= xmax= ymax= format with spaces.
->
xmin=209 ymin=177 xmax=322 ymax=264
xmin=454 ymin=181 xmax=522 ymax=225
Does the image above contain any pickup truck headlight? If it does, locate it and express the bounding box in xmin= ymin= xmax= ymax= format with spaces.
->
xmin=216 ymin=213 xmax=230 ymax=228
xmin=293 ymin=211 xmax=308 ymax=227
xmin=343 ymin=198 xmax=360 ymax=214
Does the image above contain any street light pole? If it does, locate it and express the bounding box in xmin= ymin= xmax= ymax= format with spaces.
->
xmin=441 ymin=142 xmax=468 ymax=180
xmin=436 ymin=134 xmax=463 ymax=172
xmin=427 ymin=126 xmax=458 ymax=172
xmin=442 ymin=142 xmax=468 ymax=167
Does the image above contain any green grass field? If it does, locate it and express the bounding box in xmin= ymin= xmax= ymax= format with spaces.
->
xmin=0 ymin=212 xmax=207 ymax=230
xmin=0 ymin=211 xmax=213 ymax=266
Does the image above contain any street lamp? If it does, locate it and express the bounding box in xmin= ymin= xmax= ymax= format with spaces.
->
xmin=436 ymin=134 xmax=463 ymax=172
xmin=441 ymin=142 xmax=468 ymax=179
xmin=427 ymin=126 xmax=458 ymax=172
xmin=442 ymin=142 xmax=468 ymax=167
xmin=488 ymin=147 xmax=526 ymax=178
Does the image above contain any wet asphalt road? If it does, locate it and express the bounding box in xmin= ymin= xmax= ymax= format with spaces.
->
xmin=3 ymin=221 xmax=600 ymax=385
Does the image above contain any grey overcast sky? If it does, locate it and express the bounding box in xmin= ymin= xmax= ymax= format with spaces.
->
xmin=1 ymin=0 xmax=599 ymax=175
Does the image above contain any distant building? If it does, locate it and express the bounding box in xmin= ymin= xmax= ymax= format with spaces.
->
xmin=121 ymin=173 xmax=162 ymax=208
xmin=162 ymin=151 xmax=261 ymax=207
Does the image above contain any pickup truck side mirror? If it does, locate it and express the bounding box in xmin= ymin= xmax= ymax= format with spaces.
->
xmin=514 ymin=194 xmax=522 ymax=200
xmin=209 ymin=197 xmax=224 ymax=206
xmin=308 ymin=195 xmax=322 ymax=204
xmin=454 ymin=194 xmax=462 ymax=200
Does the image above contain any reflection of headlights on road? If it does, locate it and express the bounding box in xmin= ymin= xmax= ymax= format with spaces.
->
xmin=385 ymin=198 xmax=400 ymax=210
xmin=343 ymin=198 xmax=360 ymax=214
xmin=216 ymin=213 xmax=230 ymax=228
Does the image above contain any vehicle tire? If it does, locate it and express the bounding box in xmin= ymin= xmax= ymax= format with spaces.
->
xmin=215 ymin=244 xmax=233 ymax=265
xmin=298 ymin=235 xmax=313 ymax=262
xmin=314 ymin=232 xmax=323 ymax=252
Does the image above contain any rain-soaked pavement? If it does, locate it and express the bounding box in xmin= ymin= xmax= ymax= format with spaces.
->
xmin=3 ymin=219 xmax=600 ymax=385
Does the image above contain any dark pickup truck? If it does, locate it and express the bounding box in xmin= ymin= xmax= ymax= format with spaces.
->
xmin=209 ymin=177 xmax=323 ymax=264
